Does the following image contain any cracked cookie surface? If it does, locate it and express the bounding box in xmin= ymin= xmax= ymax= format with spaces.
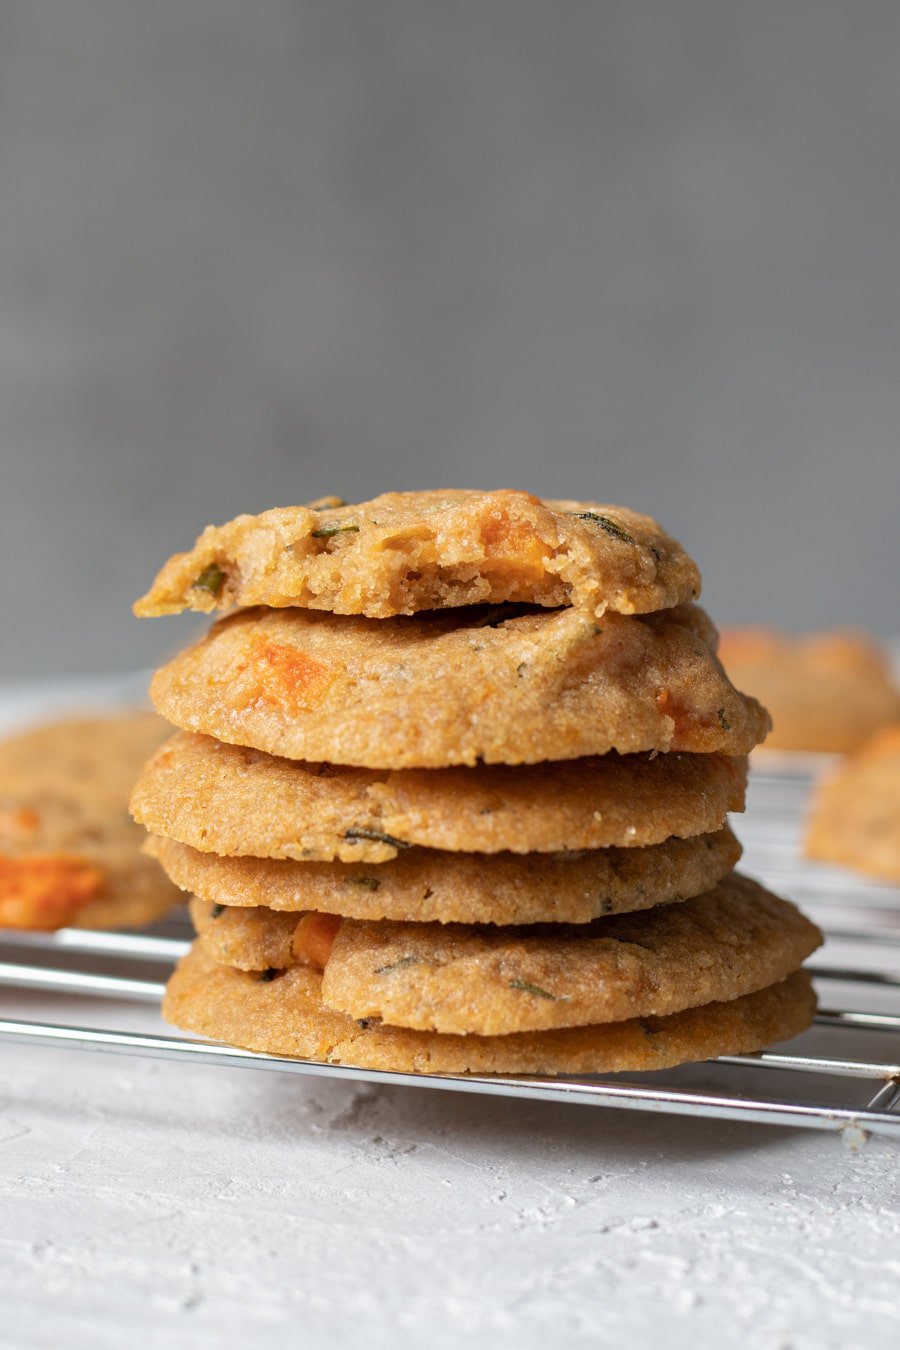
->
xmin=135 ymin=489 xmax=701 ymax=620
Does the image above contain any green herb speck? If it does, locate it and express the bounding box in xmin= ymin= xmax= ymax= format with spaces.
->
xmin=567 ymin=512 xmax=636 ymax=545
xmin=192 ymin=563 xmax=225 ymax=597
xmin=351 ymin=875 xmax=381 ymax=891
xmin=344 ymin=828 xmax=411 ymax=850
xmin=509 ymin=978 xmax=557 ymax=1000
xmin=717 ymin=708 xmax=731 ymax=731
xmin=311 ymin=521 xmax=360 ymax=539
xmin=375 ymin=955 xmax=421 ymax=974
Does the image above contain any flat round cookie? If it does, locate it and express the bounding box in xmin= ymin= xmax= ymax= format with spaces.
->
xmin=163 ymin=945 xmax=816 ymax=1077
xmin=134 ymin=489 xmax=701 ymax=620
xmin=187 ymin=874 xmax=821 ymax=1035
xmin=149 ymin=603 xmax=769 ymax=767
xmin=805 ymin=726 xmax=900 ymax=882
xmin=131 ymin=732 xmax=748 ymax=862
xmin=719 ymin=628 xmax=900 ymax=753
xmin=0 ymin=713 xmax=180 ymax=930
xmin=156 ymin=826 xmax=742 ymax=926
xmin=318 ymin=876 xmax=821 ymax=1034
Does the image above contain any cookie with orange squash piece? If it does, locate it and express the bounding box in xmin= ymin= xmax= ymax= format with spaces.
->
xmin=164 ymin=942 xmax=816 ymax=1077
xmin=187 ymin=874 xmax=821 ymax=1037
xmin=148 ymin=602 xmax=769 ymax=768
xmin=134 ymin=490 xmax=700 ymax=621
xmin=0 ymin=713 xmax=180 ymax=930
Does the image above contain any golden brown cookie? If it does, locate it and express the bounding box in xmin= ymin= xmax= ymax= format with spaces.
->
xmin=149 ymin=603 xmax=769 ymax=767
xmin=0 ymin=713 xmax=180 ymax=930
xmin=131 ymin=732 xmax=748 ymax=862
xmin=319 ymin=876 xmax=820 ymax=1034
xmin=134 ymin=489 xmax=701 ymax=621
xmin=163 ymin=944 xmax=816 ymax=1076
xmin=156 ymin=826 xmax=742 ymax=926
xmin=189 ymin=896 xmax=302 ymax=972
xmin=188 ymin=874 xmax=821 ymax=1035
xmin=718 ymin=628 xmax=900 ymax=753
xmin=805 ymin=725 xmax=900 ymax=882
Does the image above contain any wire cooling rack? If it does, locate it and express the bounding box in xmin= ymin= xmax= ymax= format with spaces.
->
xmin=1 ymin=758 xmax=898 ymax=1144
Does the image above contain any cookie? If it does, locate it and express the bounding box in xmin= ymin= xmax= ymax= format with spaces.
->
xmin=805 ymin=725 xmax=900 ymax=882
xmin=189 ymin=874 xmax=821 ymax=1035
xmin=319 ymin=876 xmax=820 ymax=1034
xmin=149 ymin=603 xmax=769 ymax=768
xmin=134 ymin=489 xmax=701 ymax=621
xmin=132 ymin=732 xmax=747 ymax=862
xmin=163 ymin=945 xmax=816 ymax=1076
xmin=189 ymin=896 xmax=303 ymax=972
xmin=719 ymin=628 xmax=900 ymax=753
xmin=0 ymin=713 xmax=180 ymax=930
xmin=154 ymin=826 xmax=742 ymax=926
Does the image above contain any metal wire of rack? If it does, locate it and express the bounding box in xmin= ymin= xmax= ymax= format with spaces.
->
xmin=0 ymin=761 xmax=898 ymax=1145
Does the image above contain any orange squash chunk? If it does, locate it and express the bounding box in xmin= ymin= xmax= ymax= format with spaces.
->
xmin=480 ymin=506 xmax=552 ymax=580
xmin=231 ymin=638 xmax=336 ymax=715
xmin=0 ymin=854 xmax=103 ymax=930
xmin=292 ymin=911 xmax=342 ymax=970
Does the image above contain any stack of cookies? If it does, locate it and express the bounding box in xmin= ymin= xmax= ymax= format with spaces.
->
xmin=131 ymin=490 xmax=821 ymax=1076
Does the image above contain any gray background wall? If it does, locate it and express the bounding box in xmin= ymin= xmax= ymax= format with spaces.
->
xmin=1 ymin=1 xmax=898 ymax=677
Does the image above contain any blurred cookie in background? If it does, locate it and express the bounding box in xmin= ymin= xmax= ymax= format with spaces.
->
xmin=0 ymin=712 xmax=181 ymax=930
xmin=718 ymin=628 xmax=900 ymax=754
xmin=805 ymin=726 xmax=900 ymax=883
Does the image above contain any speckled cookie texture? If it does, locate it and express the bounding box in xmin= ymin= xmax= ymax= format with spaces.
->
xmin=0 ymin=713 xmax=180 ymax=930
xmin=805 ymin=725 xmax=900 ymax=882
xmin=163 ymin=944 xmax=816 ymax=1076
xmin=719 ymin=628 xmax=900 ymax=754
xmin=153 ymin=826 xmax=742 ymax=925
xmin=319 ymin=876 xmax=820 ymax=1034
xmin=134 ymin=489 xmax=701 ymax=621
xmin=149 ymin=602 xmax=769 ymax=767
xmin=131 ymin=732 xmax=748 ymax=862
xmin=188 ymin=874 xmax=821 ymax=1035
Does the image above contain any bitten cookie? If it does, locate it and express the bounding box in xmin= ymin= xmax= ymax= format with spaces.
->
xmin=135 ymin=489 xmax=701 ymax=620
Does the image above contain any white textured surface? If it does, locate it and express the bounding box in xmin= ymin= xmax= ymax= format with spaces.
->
xmin=1 ymin=680 xmax=898 ymax=1349
xmin=2 ymin=1046 xmax=899 ymax=1350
